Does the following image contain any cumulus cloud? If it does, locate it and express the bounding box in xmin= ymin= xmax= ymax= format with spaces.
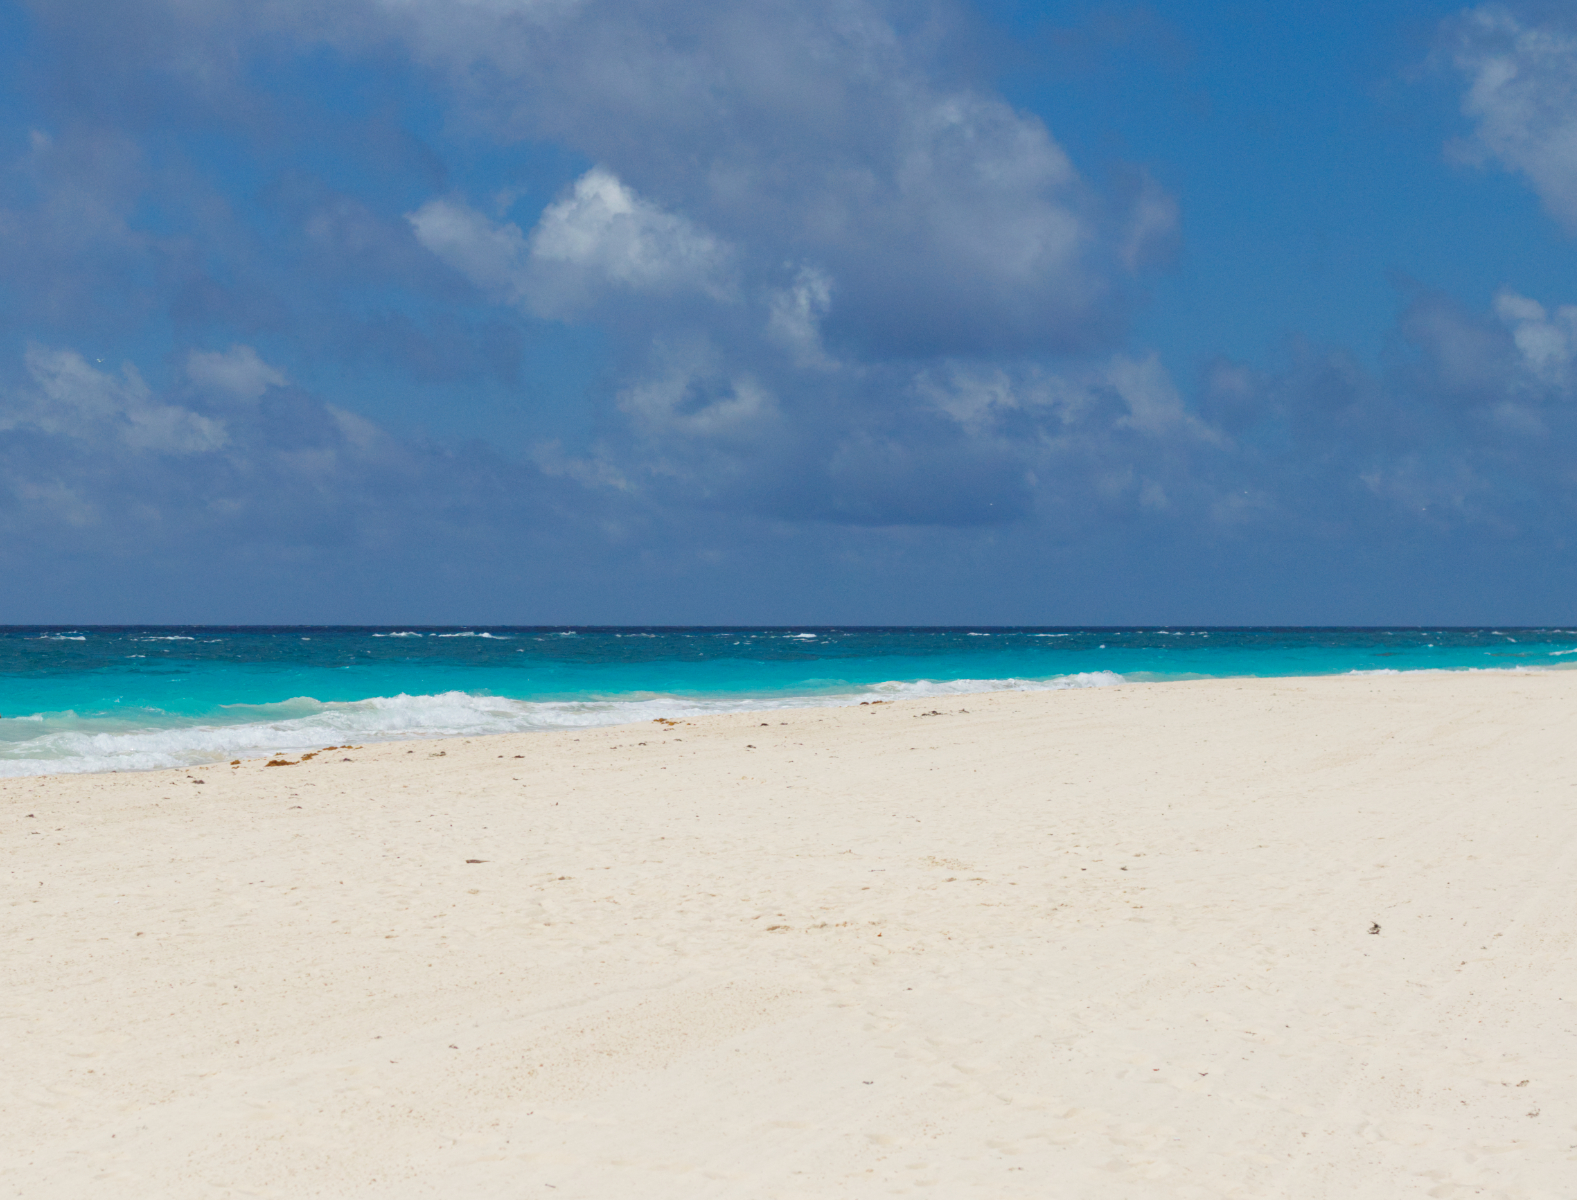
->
xmin=527 ymin=168 xmax=735 ymax=310
xmin=129 ymin=0 xmax=1148 ymax=356
xmin=900 ymin=354 xmax=1223 ymax=520
xmin=619 ymin=352 xmax=778 ymax=441
xmin=0 ymin=0 xmax=1198 ymax=593
xmin=186 ymin=345 xmax=289 ymax=401
xmin=1187 ymin=284 xmax=1577 ymax=536
xmin=361 ymin=1 xmax=1199 ymax=530
xmin=8 ymin=0 xmax=1185 ymax=539
xmin=916 ymin=353 xmax=1213 ymax=443
xmin=14 ymin=0 xmax=1577 ymax=620
xmin=1493 ymin=288 xmax=1577 ymax=387
xmin=410 ymin=168 xmax=734 ymax=317
xmin=5 ymin=345 xmax=227 ymax=453
xmin=1446 ymin=4 xmax=1577 ymax=229
xmin=568 ymin=339 xmax=1234 ymax=531
xmin=404 ymin=199 xmax=535 ymax=305
xmin=9 ymin=274 xmax=1577 ymax=618
xmin=765 ymin=267 xmax=835 ymax=368
xmin=0 ymin=339 xmax=649 ymax=618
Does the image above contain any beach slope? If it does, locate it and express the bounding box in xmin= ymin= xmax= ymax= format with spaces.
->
xmin=4 ymin=671 xmax=1575 ymax=1197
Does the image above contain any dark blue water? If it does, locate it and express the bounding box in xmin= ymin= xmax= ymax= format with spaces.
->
xmin=2 ymin=626 xmax=1573 ymax=776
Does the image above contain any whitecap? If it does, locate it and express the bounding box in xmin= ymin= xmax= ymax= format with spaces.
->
xmin=0 ymin=670 xmax=1127 ymax=779
xmin=865 ymin=671 xmax=1124 ymax=698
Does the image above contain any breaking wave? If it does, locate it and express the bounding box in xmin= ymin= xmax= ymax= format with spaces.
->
xmin=0 ymin=671 xmax=1124 ymax=778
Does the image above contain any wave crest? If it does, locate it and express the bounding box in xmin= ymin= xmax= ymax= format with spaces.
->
xmin=0 ymin=671 xmax=1124 ymax=778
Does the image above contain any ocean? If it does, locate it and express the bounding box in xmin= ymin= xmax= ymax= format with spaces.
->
xmin=1 ymin=626 xmax=1573 ymax=777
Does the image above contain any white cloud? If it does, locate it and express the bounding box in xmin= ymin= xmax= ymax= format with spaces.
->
xmin=0 ymin=339 xmax=637 ymax=597
xmin=1494 ymin=288 xmax=1577 ymax=388
xmin=7 ymin=345 xmax=227 ymax=453
xmin=186 ymin=345 xmax=288 ymax=400
xmin=889 ymin=92 xmax=1084 ymax=280
xmin=13 ymin=0 xmax=1219 ymax=541
xmin=918 ymin=353 xmax=1219 ymax=443
xmin=1105 ymin=353 xmax=1211 ymax=439
xmin=613 ymin=338 xmax=783 ymax=470
xmin=766 ymin=266 xmax=834 ymax=367
xmin=529 ymin=168 xmax=732 ymax=303
xmin=815 ymin=88 xmax=1104 ymax=352
xmin=406 ymin=197 xmax=533 ymax=303
xmin=1447 ymin=5 xmax=1577 ymax=229
xmin=618 ymin=354 xmax=777 ymax=439
xmin=915 ymin=364 xmax=1025 ymax=430
xmin=409 ymin=168 xmax=732 ymax=317
xmin=302 ymin=0 xmax=1148 ymax=352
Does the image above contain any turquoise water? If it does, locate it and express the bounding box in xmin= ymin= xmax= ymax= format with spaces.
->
xmin=2 ymin=626 xmax=1573 ymax=776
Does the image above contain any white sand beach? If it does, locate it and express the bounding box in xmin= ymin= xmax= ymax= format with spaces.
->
xmin=4 ymin=670 xmax=1576 ymax=1198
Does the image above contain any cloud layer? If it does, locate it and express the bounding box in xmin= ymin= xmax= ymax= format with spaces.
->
xmin=4 ymin=1 xmax=1577 ymax=620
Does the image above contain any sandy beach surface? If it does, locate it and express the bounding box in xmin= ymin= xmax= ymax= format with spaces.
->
xmin=4 ymin=671 xmax=1576 ymax=1198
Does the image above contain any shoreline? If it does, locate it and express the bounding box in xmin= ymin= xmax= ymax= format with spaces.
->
xmin=5 ymin=669 xmax=1576 ymax=1196
xmin=4 ymin=659 xmax=1574 ymax=781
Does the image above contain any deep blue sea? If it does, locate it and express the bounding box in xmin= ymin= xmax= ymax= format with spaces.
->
xmin=2 ymin=626 xmax=1573 ymax=777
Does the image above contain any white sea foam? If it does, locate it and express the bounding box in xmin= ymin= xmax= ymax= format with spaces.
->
xmin=0 ymin=670 xmax=1125 ymax=778
xmin=373 ymin=632 xmax=424 ymax=638
xmin=436 ymin=632 xmax=512 ymax=638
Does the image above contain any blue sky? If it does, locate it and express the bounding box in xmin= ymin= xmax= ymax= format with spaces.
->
xmin=3 ymin=0 xmax=1577 ymax=623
